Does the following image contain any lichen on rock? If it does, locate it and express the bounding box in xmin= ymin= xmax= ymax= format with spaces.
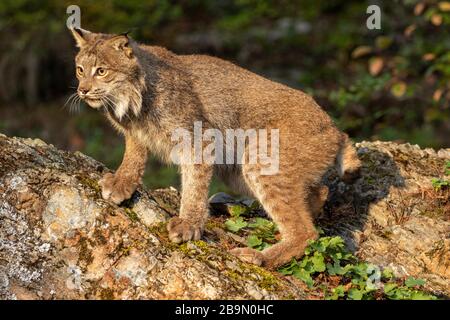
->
xmin=0 ymin=134 xmax=448 ymax=299
xmin=0 ymin=134 xmax=303 ymax=299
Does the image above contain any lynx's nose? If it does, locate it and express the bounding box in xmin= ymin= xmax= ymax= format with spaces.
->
xmin=78 ymin=87 xmax=90 ymax=96
xmin=78 ymin=83 xmax=91 ymax=97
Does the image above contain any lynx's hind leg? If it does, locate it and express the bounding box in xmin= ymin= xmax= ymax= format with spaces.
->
xmin=230 ymin=163 xmax=320 ymax=269
xmin=229 ymin=126 xmax=342 ymax=269
xmin=308 ymin=184 xmax=329 ymax=220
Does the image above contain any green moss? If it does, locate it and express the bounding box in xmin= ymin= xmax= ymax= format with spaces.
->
xmin=120 ymin=245 xmax=132 ymax=256
xmin=124 ymin=208 xmax=139 ymax=222
xmin=242 ymin=263 xmax=281 ymax=291
xmin=147 ymin=221 xmax=287 ymax=296
xmin=205 ymin=219 xmax=224 ymax=231
xmin=181 ymin=240 xmax=283 ymax=293
xmin=77 ymin=175 xmax=101 ymax=198
xmin=221 ymin=262 xmax=284 ymax=294
xmin=147 ymin=222 xmax=169 ymax=240
xmin=176 ymin=240 xmax=217 ymax=261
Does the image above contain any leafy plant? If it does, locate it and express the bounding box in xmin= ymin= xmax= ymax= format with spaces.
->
xmin=278 ymin=236 xmax=437 ymax=300
xmin=224 ymin=203 xmax=437 ymax=300
xmin=246 ymin=217 xmax=278 ymax=250
xmin=229 ymin=204 xmax=249 ymax=217
xmin=279 ymin=237 xmax=355 ymax=289
xmin=225 ymin=216 xmax=248 ymax=232
xmin=225 ymin=203 xmax=278 ymax=250
xmin=431 ymin=178 xmax=449 ymax=190
xmin=431 ymin=161 xmax=450 ymax=190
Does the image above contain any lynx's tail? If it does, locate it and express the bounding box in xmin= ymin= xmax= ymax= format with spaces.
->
xmin=337 ymin=134 xmax=361 ymax=183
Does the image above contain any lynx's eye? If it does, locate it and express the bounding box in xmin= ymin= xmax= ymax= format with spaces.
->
xmin=96 ymin=67 xmax=107 ymax=77
xmin=76 ymin=66 xmax=84 ymax=77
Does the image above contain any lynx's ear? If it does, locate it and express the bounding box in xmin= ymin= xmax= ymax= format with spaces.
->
xmin=107 ymin=34 xmax=134 ymax=59
xmin=70 ymin=27 xmax=91 ymax=47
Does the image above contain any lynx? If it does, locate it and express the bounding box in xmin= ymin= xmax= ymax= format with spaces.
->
xmin=70 ymin=28 xmax=361 ymax=269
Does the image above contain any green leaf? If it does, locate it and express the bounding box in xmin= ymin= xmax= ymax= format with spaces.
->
xmin=247 ymin=235 xmax=263 ymax=248
xmin=248 ymin=217 xmax=273 ymax=229
xmin=229 ymin=205 xmax=248 ymax=217
xmin=293 ymin=269 xmax=314 ymax=288
xmin=341 ymin=264 xmax=355 ymax=275
xmin=384 ymin=282 xmax=398 ymax=294
xmin=326 ymin=285 xmax=347 ymax=300
xmin=326 ymin=262 xmax=343 ymax=275
xmin=348 ymin=288 xmax=364 ymax=300
xmin=431 ymin=178 xmax=449 ymax=190
xmin=405 ymin=277 xmax=426 ymax=287
xmin=410 ymin=291 xmax=437 ymax=300
xmin=278 ymin=259 xmax=298 ymax=275
xmin=382 ymin=268 xmax=394 ymax=280
xmin=311 ymin=252 xmax=326 ymax=272
xmin=224 ymin=217 xmax=247 ymax=233
xmin=259 ymin=242 xmax=271 ymax=250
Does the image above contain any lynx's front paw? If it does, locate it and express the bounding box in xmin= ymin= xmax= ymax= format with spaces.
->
xmin=229 ymin=247 xmax=264 ymax=266
xmin=167 ymin=217 xmax=203 ymax=244
xmin=98 ymin=172 xmax=138 ymax=205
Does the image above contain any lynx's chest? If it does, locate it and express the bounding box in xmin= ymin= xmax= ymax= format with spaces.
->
xmin=132 ymin=126 xmax=173 ymax=164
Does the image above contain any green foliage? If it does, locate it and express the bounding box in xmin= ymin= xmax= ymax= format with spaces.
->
xmin=246 ymin=217 xmax=277 ymax=250
xmin=384 ymin=278 xmax=436 ymax=300
xmin=224 ymin=203 xmax=278 ymax=250
xmin=431 ymin=161 xmax=450 ymax=190
xmin=279 ymin=237 xmax=355 ymax=289
xmin=225 ymin=207 xmax=437 ymax=300
xmin=229 ymin=204 xmax=250 ymax=217
xmin=225 ymin=216 xmax=248 ymax=233
xmin=278 ymin=236 xmax=437 ymax=300
xmin=431 ymin=178 xmax=449 ymax=190
xmin=405 ymin=276 xmax=426 ymax=287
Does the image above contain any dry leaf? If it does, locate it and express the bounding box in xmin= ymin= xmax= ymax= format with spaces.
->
xmin=414 ymin=2 xmax=426 ymax=15
xmin=431 ymin=14 xmax=443 ymax=26
xmin=351 ymin=46 xmax=372 ymax=59
xmin=433 ymin=89 xmax=443 ymax=101
xmin=438 ymin=1 xmax=450 ymax=12
xmin=422 ymin=53 xmax=436 ymax=61
xmin=391 ymin=82 xmax=407 ymax=98
xmin=404 ymin=24 xmax=416 ymax=37
xmin=369 ymin=57 xmax=384 ymax=76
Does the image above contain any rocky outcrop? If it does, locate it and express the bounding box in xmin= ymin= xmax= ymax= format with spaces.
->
xmin=321 ymin=141 xmax=449 ymax=295
xmin=0 ymin=134 xmax=448 ymax=299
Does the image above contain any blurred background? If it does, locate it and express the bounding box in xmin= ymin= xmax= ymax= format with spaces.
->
xmin=0 ymin=0 xmax=449 ymax=192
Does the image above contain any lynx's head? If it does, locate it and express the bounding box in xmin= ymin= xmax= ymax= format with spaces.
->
xmin=70 ymin=28 xmax=145 ymax=120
